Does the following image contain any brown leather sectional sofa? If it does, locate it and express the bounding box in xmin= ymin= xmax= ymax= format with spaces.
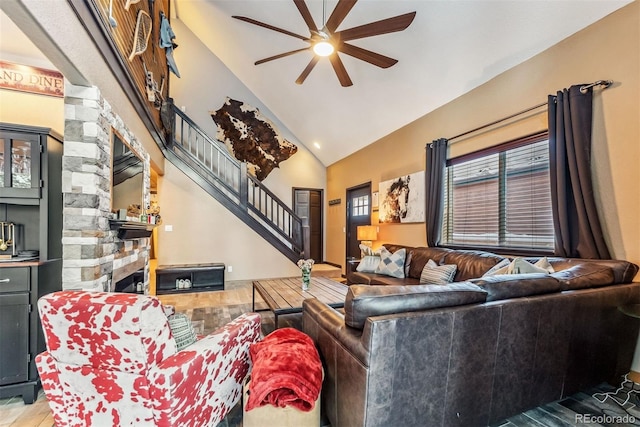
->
xmin=303 ymin=244 xmax=640 ymax=427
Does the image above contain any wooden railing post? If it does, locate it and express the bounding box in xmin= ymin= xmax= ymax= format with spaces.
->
xmin=302 ymin=217 xmax=311 ymax=259
xmin=165 ymin=99 xmax=176 ymax=149
xmin=239 ymin=162 xmax=248 ymax=209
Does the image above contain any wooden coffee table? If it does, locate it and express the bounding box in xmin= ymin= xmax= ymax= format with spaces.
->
xmin=252 ymin=276 xmax=348 ymax=328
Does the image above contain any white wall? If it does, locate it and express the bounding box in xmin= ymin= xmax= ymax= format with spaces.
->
xmin=156 ymin=19 xmax=326 ymax=280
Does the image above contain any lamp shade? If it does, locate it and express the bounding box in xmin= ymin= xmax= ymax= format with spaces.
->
xmin=357 ymin=225 xmax=378 ymax=242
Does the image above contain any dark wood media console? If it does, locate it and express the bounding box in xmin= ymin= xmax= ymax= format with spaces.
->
xmin=155 ymin=263 xmax=225 ymax=295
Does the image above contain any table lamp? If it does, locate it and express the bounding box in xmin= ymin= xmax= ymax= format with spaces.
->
xmin=357 ymin=225 xmax=378 ymax=255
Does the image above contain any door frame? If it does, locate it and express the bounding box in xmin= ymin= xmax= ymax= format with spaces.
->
xmin=292 ymin=187 xmax=324 ymax=262
xmin=345 ymin=182 xmax=372 ymax=263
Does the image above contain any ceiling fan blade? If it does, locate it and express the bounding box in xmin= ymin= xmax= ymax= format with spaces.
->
xmin=329 ymin=54 xmax=353 ymax=87
xmin=325 ymin=0 xmax=357 ymax=33
xmin=295 ymin=56 xmax=320 ymax=85
xmin=232 ymin=16 xmax=310 ymax=41
xmin=255 ymin=48 xmax=311 ymax=65
xmin=336 ymin=12 xmax=417 ymax=41
xmin=338 ymin=43 xmax=398 ymax=68
xmin=293 ymin=0 xmax=317 ymax=32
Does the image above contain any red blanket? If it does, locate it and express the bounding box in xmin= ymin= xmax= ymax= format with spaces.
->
xmin=245 ymin=328 xmax=322 ymax=412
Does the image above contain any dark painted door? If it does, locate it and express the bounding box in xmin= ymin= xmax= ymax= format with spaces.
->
xmin=293 ymin=188 xmax=323 ymax=262
xmin=346 ymin=183 xmax=372 ymax=261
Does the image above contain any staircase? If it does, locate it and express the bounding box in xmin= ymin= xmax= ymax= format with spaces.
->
xmin=164 ymin=104 xmax=309 ymax=264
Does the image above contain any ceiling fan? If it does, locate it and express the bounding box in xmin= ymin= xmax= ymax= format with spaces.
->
xmin=232 ymin=0 xmax=416 ymax=87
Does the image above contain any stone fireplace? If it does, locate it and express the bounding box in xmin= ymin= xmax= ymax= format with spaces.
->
xmin=62 ymin=82 xmax=151 ymax=292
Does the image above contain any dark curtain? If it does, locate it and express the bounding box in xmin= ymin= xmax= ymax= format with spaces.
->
xmin=548 ymin=85 xmax=610 ymax=259
xmin=425 ymin=138 xmax=448 ymax=247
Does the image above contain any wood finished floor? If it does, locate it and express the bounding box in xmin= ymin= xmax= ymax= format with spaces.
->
xmin=3 ymin=281 xmax=640 ymax=426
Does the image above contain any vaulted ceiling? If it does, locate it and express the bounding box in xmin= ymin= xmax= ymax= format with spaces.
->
xmin=175 ymin=0 xmax=631 ymax=166
xmin=1 ymin=2 xmax=632 ymax=167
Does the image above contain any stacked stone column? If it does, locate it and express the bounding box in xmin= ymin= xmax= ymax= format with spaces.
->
xmin=62 ymin=82 xmax=150 ymax=292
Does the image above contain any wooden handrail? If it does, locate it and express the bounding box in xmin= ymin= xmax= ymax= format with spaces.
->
xmin=169 ymin=104 xmax=306 ymax=258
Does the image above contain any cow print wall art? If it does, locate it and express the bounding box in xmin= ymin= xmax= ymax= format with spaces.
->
xmin=211 ymin=97 xmax=297 ymax=181
xmin=378 ymin=171 xmax=425 ymax=223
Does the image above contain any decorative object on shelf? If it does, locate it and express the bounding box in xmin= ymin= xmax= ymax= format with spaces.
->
xmin=146 ymin=200 xmax=162 ymax=224
xmin=0 ymin=222 xmax=17 ymax=257
xmin=297 ymin=258 xmax=315 ymax=291
xmin=378 ymin=171 xmax=425 ymax=224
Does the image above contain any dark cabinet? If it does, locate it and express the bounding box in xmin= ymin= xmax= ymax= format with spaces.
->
xmin=0 ymin=129 xmax=42 ymax=199
xmin=0 ymin=123 xmax=62 ymax=404
xmin=0 ymin=292 xmax=30 ymax=386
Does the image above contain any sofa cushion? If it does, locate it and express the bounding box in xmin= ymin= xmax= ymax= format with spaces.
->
xmin=375 ymin=247 xmax=406 ymax=278
xmin=406 ymin=247 xmax=452 ymax=279
xmin=551 ymin=264 xmax=616 ymax=290
xmin=535 ymin=258 xmax=638 ymax=285
xmin=419 ymin=259 xmax=457 ymax=284
xmin=483 ymin=259 xmax=510 ymax=276
xmin=470 ymin=273 xmax=562 ymax=301
xmin=344 ymin=282 xmax=488 ymax=329
xmin=442 ymin=250 xmax=507 ymax=281
xmin=348 ymin=271 xmax=421 ymax=286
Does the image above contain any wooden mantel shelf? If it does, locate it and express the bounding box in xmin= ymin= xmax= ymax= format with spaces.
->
xmin=109 ymin=220 xmax=156 ymax=239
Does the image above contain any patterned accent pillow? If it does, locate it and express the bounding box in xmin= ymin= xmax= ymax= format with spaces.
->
xmin=483 ymin=259 xmax=510 ymax=276
xmin=420 ymin=259 xmax=457 ymax=284
xmin=484 ymin=257 xmax=554 ymax=276
xmin=375 ymin=247 xmax=406 ymax=278
xmin=167 ymin=313 xmax=197 ymax=351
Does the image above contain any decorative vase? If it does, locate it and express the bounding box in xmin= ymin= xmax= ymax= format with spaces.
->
xmin=301 ymin=268 xmax=311 ymax=291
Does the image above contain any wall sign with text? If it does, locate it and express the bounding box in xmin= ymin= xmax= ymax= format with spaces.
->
xmin=0 ymin=61 xmax=64 ymax=98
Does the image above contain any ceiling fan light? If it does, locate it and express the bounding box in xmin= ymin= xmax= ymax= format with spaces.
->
xmin=313 ymin=41 xmax=334 ymax=57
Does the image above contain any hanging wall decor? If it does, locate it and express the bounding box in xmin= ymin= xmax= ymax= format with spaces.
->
xmin=378 ymin=171 xmax=425 ymax=223
xmin=211 ymin=97 xmax=298 ymax=181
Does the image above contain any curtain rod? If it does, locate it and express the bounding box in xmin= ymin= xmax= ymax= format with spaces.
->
xmin=447 ymin=79 xmax=613 ymax=143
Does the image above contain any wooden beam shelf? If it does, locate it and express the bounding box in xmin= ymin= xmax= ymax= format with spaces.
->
xmin=109 ymin=220 xmax=156 ymax=239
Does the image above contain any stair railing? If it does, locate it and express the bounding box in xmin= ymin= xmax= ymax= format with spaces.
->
xmin=169 ymin=105 xmax=306 ymax=258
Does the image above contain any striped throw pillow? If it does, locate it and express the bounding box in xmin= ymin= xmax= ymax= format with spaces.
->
xmin=420 ymin=259 xmax=457 ymax=284
xmin=167 ymin=313 xmax=197 ymax=351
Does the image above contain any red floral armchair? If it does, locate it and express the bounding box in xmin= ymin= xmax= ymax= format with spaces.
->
xmin=36 ymin=290 xmax=261 ymax=427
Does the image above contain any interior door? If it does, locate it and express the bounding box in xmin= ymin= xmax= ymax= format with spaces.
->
xmin=346 ymin=183 xmax=372 ymax=262
xmin=293 ymin=188 xmax=323 ymax=263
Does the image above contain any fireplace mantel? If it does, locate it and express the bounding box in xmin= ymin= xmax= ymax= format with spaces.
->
xmin=109 ymin=220 xmax=156 ymax=239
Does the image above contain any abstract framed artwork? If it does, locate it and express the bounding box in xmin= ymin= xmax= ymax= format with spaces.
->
xmin=378 ymin=171 xmax=425 ymax=223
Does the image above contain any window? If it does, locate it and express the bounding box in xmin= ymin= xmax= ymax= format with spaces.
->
xmin=441 ymin=132 xmax=554 ymax=251
xmin=352 ymin=195 xmax=370 ymax=217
